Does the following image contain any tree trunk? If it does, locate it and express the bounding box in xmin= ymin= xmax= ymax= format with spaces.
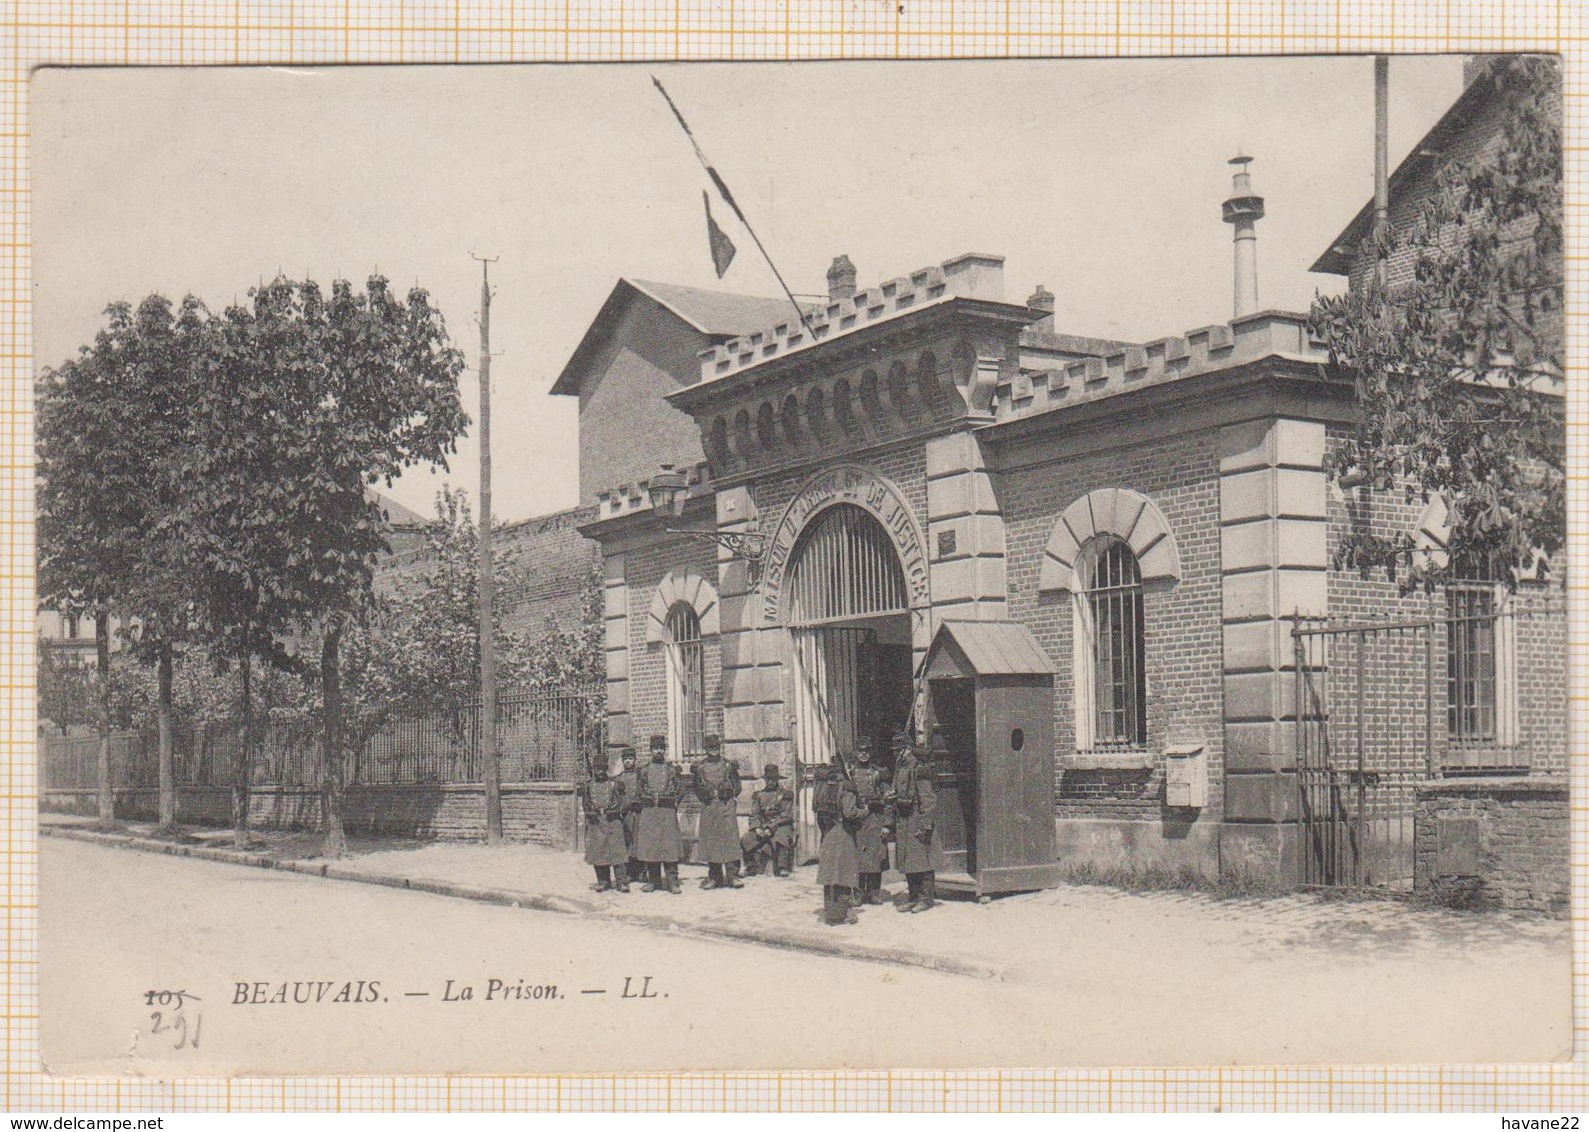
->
xmin=233 ymin=641 xmax=252 ymax=850
xmin=320 ymin=617 xmax=348 ymax=859
xmin=94 ymin=611 xmax=113 ymax=829
xmin=156 ymin=641 xmax=176 ymax=833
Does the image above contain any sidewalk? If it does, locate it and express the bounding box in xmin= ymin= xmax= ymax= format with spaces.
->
xmin=39 ymin=812 xmax=1567 ymax=984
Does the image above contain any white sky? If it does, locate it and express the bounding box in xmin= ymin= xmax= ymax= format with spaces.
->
xmin=32 ymin=57 xmax=1465 ymax=522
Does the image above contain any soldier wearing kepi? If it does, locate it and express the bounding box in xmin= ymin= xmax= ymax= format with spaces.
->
xmin=740 ymin=765 xmax=795 ymax=877
xmin=691 ymin=734 xmax=744 ymax=890
xmin=612 ymin=745 xmax=644 ymax=885
xmin=635 ymin=734 xmax=684 ymax=894
xmin=891 ymin=731 xmax=945 ymax=913
xmin=815 ymin=767 xmax=865 ymax=925
xmin=577 ymin=755 xmax=630 ymax=892
xmin=848 ymin=736 xmax=891 ymax=905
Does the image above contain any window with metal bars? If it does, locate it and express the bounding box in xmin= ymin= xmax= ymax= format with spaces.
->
xmin=665 ymin=603 xmax=706 ymax=759
xmin=1446 ymin=582 xmax=1497 ymax=745
xmin=1082 ymin=538 xmax=1146 ymax=749
xmin=785 ymin=503 xmax=909 ymax=626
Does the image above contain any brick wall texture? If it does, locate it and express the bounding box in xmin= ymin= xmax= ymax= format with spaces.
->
xmin=1003 ymin=425 xmax=1226 ymax=822
xmin=380 ymin=504 xmax=600 ymax=655
xmin=1322 ymin=426 xmax=1567 ymax=778
xmin=576 ymin=299 xmax=709 ymax=506
xmin=622 ymin=533 xmax=722 ymax=754
xmin=1413 ymin=780 xmax=1568 ymax=915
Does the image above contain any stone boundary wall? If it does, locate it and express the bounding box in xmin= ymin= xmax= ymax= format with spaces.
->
xmin=1413 ymin=776 xmax=1568 ymax=915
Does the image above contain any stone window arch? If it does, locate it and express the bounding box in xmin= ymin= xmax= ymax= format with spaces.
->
xmin=646 ymin=568 xmax=719 ymax=644
xmin=1038 ymin=488 xmax=1181 ymax=595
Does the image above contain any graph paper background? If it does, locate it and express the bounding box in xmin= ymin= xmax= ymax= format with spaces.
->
xmin=1 ymin=0 xmax=1586 ymax=1114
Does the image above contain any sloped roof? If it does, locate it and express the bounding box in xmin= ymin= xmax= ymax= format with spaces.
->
xmin=550 ymin=278 xmax=816 ymax=397
xmin=631 ymin=279 xmax=813 ymax=336
xmin=1311 ymin=64 xmax=1506 ymax=276
xmin=366 ymin=489 xmax=431 ymax=528
xmin=926 ymin=619 xmax=1056 ymax=678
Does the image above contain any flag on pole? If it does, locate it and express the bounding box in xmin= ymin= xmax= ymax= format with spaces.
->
xmin=703 ymin=191 xmax=737 ymax=278
xmin=653 ymin=74 xmax=812 ymax=332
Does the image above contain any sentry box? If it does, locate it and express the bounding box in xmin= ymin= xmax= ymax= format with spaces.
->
xmin=922 ymin=619 xmax=1063 ymax=898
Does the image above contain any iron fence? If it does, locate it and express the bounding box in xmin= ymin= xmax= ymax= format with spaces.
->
xmin=1293 ymin=600 xmax=1562 ymax=891
xmin=41 ymin=686 xmax=606 ymax=792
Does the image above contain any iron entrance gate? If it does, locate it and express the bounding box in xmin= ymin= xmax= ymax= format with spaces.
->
xmin=1293 ymin=617 xmax=1439 ymax=890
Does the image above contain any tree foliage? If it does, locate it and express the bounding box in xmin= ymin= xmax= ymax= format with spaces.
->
xmin=37 ymin=294 xmax=210 ymax=825
xmin=339 ymin=488 xmax=602 ymax=727
xmin=1309 ymin=56 xmax=1564 ymax=590
xmin=38 ymin=275 xmax=468 ymax=846
xmin=175 ymin=276 xmax=467 ymax=660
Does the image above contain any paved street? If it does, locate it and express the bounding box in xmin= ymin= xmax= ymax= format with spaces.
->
xmin=41 ymin=837 xmax=1570 ymax=1075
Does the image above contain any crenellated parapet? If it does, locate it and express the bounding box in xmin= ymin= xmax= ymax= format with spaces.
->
xmin=670 ymin=254 xmax=1036 ymax=483
xmin=593 ymin=460 xmax=714 ymax=522
xmin=696 ymin=253 xmax=1007 ymax=385
xmin=996 ymin=311 xmax=1326 ymax=422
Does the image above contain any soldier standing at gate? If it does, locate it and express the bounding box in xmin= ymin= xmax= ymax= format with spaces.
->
xmin=691 ymin=734 xmax=744 ymax=889
xmin=741 ymin=765 xmax=795 ymax=876
xmin=815 ymin=768 xmax=865 ymax=925
xmin=849 ymin=736 xmax=891 ymax=905
xmin=577 ymin=755 xmax=630 ymax=892
xmin=612 ymin=745 xmax=644 ymax=884
xmin=635 ymin=734 xmax=684 ymax=894
xmin=891 ymin=731 xmax=944 ymax=913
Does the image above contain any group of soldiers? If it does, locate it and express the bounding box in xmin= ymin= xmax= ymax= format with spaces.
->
xmin=577 ymin=729 xmax=941 ymax=926
xmin=812 ymin=732 xmax=943 ymax=924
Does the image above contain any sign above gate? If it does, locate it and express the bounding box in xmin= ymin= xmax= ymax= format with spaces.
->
xmin=761 ymin=465 xmax=930 ymax=624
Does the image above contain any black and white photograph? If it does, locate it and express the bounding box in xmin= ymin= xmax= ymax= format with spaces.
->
xmin=30 ymin=54 xmax=1567 ymax=1075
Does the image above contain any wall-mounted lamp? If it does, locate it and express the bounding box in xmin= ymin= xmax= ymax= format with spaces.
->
xmin=647 ymin=463 xmax=766 ymax=563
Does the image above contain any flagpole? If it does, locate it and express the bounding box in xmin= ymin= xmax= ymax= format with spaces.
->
xmin=652 ymin=75 xmax=815 ymax=337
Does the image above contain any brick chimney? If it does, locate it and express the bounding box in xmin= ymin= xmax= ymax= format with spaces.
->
xmin=1026 ymin=285 xmax=1055 ymax=333
xmin=826 ymin=255 xmax=857 ymax=301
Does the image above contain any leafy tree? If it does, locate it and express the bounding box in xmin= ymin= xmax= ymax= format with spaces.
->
xmin=1310 ymin=56 xmax=1564 ymax=591
xmin=176 ymin=276 xmax=467 ymax=854
xmin=36 ymin=295 xmax=207 ymax=829
xmin=342 ymin=488 xmax=533 ymax=721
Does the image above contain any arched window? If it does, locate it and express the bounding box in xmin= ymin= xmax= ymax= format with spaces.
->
xmin=665 ymin=603 xmax=706 ymax=759
xmin=1074 ymin=537 xmax=1146 ymax=750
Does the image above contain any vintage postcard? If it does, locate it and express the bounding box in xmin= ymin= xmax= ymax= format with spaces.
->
xmin=30 ymin=57 xmax=1569 ymax=1077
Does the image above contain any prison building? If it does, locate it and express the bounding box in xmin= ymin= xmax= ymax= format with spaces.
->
xmin=560 ymin=130 xmax=1563 ymax=894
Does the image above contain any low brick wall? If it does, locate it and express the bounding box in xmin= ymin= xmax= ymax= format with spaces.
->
xmin=41 ymin=782 xmax=582 ymax=850
xmin=1413 ymin=776 xmax=1568 ymax=916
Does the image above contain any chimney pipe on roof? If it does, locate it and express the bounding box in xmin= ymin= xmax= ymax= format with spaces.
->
xmin=826 ymin=255 xmax=857 ymax=301
xmin=1222 ymin=154 xmax=1266 ymax=318
xmin=1026 ymin=285 xmax=1056 ymax=332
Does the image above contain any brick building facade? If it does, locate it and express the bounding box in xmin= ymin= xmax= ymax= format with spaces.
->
xmin=541 ymin=60 xmax=1563 ymax=892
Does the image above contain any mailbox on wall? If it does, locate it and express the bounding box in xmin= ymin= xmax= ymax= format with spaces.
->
xmin=1164 ymin=742 xmax=1208 ymax=809
xmin=921 ymin=619 xmax=1063 ymax=897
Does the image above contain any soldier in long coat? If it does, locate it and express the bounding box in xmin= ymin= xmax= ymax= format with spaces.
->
xmin=848 ymin=738 xmax=891 ymax=905
xmin=891 ymin=736 xmax=945 ymax=913
xmin=740 ymin=765 xmax=795 ymax=877
xmin=815 ymin=771 xmax=865 ymax=925
xmin=611 ymin=745 xmax=643 ymax=884
xmin=577 ymin=757 xmax=630 ymax=892
xmin=635 ymin=734 xmax=684 ymax=894
xmin=691 ymin=734 xmax=744 ymax=889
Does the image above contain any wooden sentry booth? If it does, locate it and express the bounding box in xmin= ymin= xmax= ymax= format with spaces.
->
xmin=922 ymin=620 xmax=1062 ymax=897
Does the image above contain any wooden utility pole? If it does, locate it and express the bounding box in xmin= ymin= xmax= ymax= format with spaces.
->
xmin=473 ymin=254 xmax=503 ymax=844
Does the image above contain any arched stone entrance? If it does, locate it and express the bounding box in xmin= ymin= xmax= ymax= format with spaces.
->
xmin=761 ymin=466 xmax=932 ymax=858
